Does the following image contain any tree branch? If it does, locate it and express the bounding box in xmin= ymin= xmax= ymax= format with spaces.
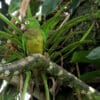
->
xmin=0 ymin=54 xmax=100 ymax=98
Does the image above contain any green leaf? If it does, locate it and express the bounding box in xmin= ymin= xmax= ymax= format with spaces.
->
xmin=8 ymin=0 xmax=21 ymax=14
xmin=87 ymin=47 xmax=100 ymax=60
xmin=42 ymin=0 xmax=62 ymax=15
xmin=71 ymin=51 xmax=100 ymax=64
xmin=68 ymin=0 xmax=80 ymax=15
xmin=0 ymin=31 xmax=12 ymax=38
xmin=68 ymin=0 xmax=85 ymax=15
xmin=11 ymin=38 xmax=22 ymax=47
xmin=41 ymin=6 xmax=63 ymax=37
xmin=0 ymin=45 xmax=7 ymax=51
xmin=30 ymin=0 xmax=42 ymax=15
xmin=6 ymin=52 xmax=23 ymax=63
xmin=80 ymin=70 xmax=100 ymax=81
xmin=0 ymin=31 xmax=21 ymax=46
xmin=0 ymin=13 xmax=22 ymax=35
xmin=21 ymin=34 xmax=27 ymax=55
xmin=80 ymin=23 xmax=94 ymax=42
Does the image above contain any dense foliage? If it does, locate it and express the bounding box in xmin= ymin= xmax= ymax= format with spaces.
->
xmin=0 ymin=0 xmax=100 ymax=100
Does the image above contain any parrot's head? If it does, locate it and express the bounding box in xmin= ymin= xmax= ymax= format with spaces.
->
xmin=24 ymin=18 xmax=40 ymax=29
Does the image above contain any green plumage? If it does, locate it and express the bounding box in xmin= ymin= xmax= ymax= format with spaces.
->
xmin=24 ymin=18 xmax=44 ymax=54
xmin=25 ymin=28 xmax=43 ymax=54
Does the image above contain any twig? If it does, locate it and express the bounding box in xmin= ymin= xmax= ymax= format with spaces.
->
xmin=19 ymin=0 xmax=30 ymax=19
xmin=59 ymin=13 xmax=70 ymax=28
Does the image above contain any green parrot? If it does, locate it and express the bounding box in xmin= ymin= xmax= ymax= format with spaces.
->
xmin=23 ymin=17 xmax=46 ymax=55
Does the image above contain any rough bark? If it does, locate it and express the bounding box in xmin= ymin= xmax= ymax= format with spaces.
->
xmin=0 ymin=54 xmax=100 ymax=98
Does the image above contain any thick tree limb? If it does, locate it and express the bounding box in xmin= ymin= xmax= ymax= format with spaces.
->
xmin=0 ymin=54 xmax=49 ymax=74
xmin=0 ymin=54 xmax=100 ymax=98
